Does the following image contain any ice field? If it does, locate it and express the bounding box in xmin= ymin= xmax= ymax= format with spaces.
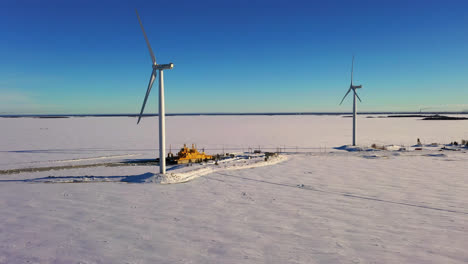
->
xmin=1 ymin=115 xmax=467 ymax=263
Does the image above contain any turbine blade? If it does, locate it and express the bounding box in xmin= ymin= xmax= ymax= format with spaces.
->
xmin=135 ymin=9 xmax=156 ymax=65
xmin=339 ymin=88 xmax=352 ymax=105
xmin=354 ymin=88 xmax=362 ymax=102
xmin=137 ymin=69 xmax=157 ymax=124
xmin=351 ymin=56 xmax=354 ymax=86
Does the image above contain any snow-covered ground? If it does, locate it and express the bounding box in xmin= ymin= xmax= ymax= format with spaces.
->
xmin=1 ymin=115 xmax=468 ymax=263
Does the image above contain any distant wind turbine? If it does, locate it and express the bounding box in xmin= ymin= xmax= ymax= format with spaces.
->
xmin=339 ymin=56 xmax=363 ymax=146
xmin=135 ymin=9 xmax=174 ymax=174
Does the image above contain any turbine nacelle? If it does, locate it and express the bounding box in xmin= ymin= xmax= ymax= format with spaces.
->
xmin=153 ymin=63 xmax=174 ymax=70
xmin=351 ymin=85 xmax=362 ymax=89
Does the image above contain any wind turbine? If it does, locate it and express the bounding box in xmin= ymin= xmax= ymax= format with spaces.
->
xmin=135 ymin=9 xmax=174 ymax=174
xmin=339 ymin=56 xmax=363 ymax=146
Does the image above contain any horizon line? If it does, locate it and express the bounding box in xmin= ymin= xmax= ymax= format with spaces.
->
xmin=1 ymin=111 xmax=468 ymax=117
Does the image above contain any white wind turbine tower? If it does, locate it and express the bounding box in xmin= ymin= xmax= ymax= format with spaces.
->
xmin=135 ymin=9 xmax=174 ymax=174
xmin=339 ymin=56 xmax=363 ymax=146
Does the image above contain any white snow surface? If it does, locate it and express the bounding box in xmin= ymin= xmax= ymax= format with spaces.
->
xmin=1 ymin=115 xmax=468 ymax=263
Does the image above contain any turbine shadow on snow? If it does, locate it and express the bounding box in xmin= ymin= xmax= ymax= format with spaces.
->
xmin=0 ymin=172 xmax=155 ymax=184
xmin=0 ymin=148 xmax=155 ymax=154
xmin=121 ymin=172 xmax=155 ymax=183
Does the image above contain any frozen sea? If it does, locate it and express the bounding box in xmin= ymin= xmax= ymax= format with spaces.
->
xmin=0 ymin=115 xmax=467 ymax=263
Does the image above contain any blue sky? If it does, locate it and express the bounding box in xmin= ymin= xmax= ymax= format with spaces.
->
xmin=1 ymin=0 xmax=467 ymax=114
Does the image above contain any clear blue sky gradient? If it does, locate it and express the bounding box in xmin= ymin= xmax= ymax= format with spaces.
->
xmin=1 ymin=0 xmax=467 ymax=114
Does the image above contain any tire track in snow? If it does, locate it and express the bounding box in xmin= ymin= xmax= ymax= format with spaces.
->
xmin=54 ymin=154 xmax=140 ymax=163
